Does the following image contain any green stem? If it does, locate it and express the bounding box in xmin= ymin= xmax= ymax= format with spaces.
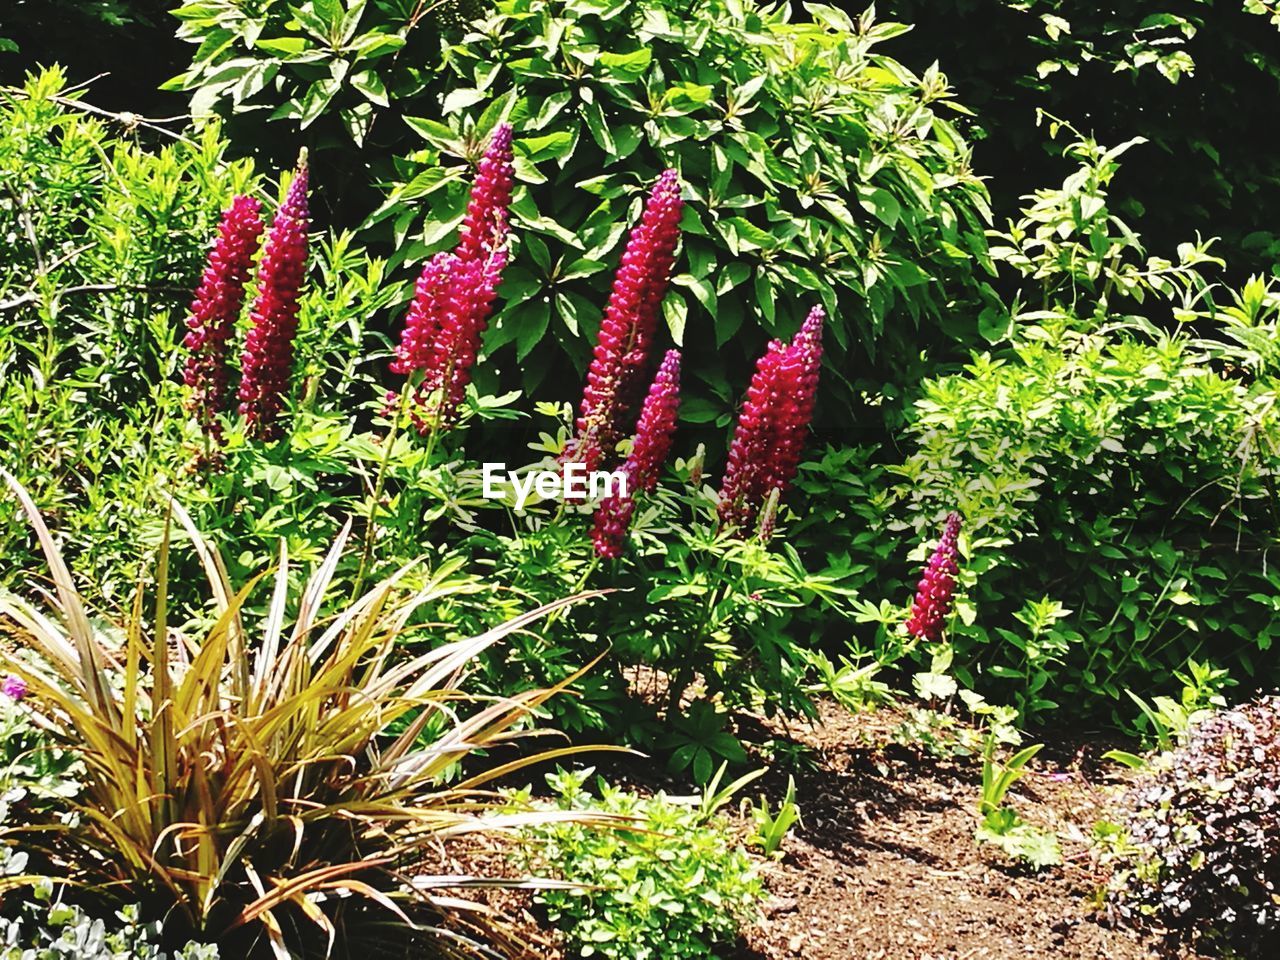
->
xmin=353 ymin=383 xmax=411 ymax=598
xmin=544 ymin=554 xmax=601 ymax=631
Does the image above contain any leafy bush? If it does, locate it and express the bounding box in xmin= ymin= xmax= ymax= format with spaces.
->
xmin=1107 ymin=696 xmax=1280 ymax=957
xmin=896 ymin=322 xmax=1280 ymax=720
xmin=173 ymin=0 xmax=997 ymax=425
xmin=513 ymin=768 xmax=764 ymax=959
xmin=842 ymin=133 xmax=1280 ymax=723
xmin=0 ymin=474 xmax=598 ymax=957
xmin=167 ymin=0 xmax=483 ymax=151
xmin=0 ymin=68 xmax=257 ymax=594
xmin=0 ymin=71 xmax=407 ymax=606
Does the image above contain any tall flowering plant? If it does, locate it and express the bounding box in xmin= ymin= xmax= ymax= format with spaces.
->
xmin=182 ymin=195 xmax=264 ymax=444
xmin=238 ymin=159 xmax=311 ymax=440
xmin=905 ymin=512 xmax=963 ymax=642
xmin=592 ymin=349 xmax=682 ymax=558
xmin=717 ymin=305 xmax=825 ymax=530
xmin=391 ymin=124 xmax=514 ymax=431
xmin=569 ymin=170 xmax=683 ymax=471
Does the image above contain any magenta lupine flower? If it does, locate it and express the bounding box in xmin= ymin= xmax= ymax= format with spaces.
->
xmin=905 ymin=511 xmax=963 ymax=642
xmin=391 ymin=249 xmax=508 ymax=431
xmin=238 ymin=161 xmax=310 ymax=440
xmin=716 ymin=307 xmax=825 ymax=530
xmin=592 ymin=350 xmax=682 ymax=558
xmin=768 ymin=305 xmax=824 ymax=493
xmin=570 ymin=169 xmax=683 ymax=471
xmin=624 ymin=349 xmax=682 ymax=494
xmin=455 ymin=123 xmax=515 ymax=264
xmin=391 ymin=126 xmax=514 ymax=429
xmin=390 ymin=251 xmax=454 ymax=378
xmin=429 ymin=252 xmax=509 ymax=424
xmin=182 ymin=195 xmax=264 ymax=442
xmin=2 ymin=674 xmax=27 ymax=702
xmin=717 ymin=340 xmax=786 ymax=529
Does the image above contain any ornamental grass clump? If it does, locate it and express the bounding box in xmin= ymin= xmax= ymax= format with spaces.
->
xmin=391 ymin=124 xmax=514 ymax=430
xmin=1107 ymin=696 xmax=1280 ymax=958
xmin=591 ymin=349 xmax=682 ymax=558
xmin=569 ymin=169 xmax=684 ymax=471
xmin=238 ymin=159 xmax=310 ymax=440
xmin=182 ymin=195 xmax=264 ymax=443
xmin=905 ymin=511 xmax=962 ymax=642
xmin=717 ymin=305 xmax=825 ymax=530
xmin=0 ymin=471 xmax=601 ymax=959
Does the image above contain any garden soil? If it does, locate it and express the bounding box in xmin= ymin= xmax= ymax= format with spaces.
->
xmin=450 ymin=700 xmax=1206 ymax=960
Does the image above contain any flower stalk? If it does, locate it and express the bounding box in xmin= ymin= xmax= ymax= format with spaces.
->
xmin=592 ymin=349 xmax=682 ymax=558
xmin=238 ymin=158 xmax=311 ymax=440
xmin=905 ymin=511 xmax=963 ymax=642
xmin=182 ymin=195 xmax=264 ymax=445
xmin=391 ymin=124 xmax=515 ymax=431
xmin=570 ymin=169 xmax=683 ymax=471
xmin=717 ymin=305 xmax=825 ymax=530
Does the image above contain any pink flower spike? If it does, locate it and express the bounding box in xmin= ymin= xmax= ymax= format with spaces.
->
xmin=590 ymin=349 xmax=683 ymax=558
xmin=717 ymin=306 xmax=824 ymax=531
xmin=182 ymin=195 xmax=264 ymax=442
xmin=238 ymin=160 xmax=310 ymax=441
xmin=905 ymin=511 xmax=963 ymax=642
xmin=455 ymin=123 xmax=515 ymax=265
xmin=390 ymin=125 xmax=516 ymax=432
xmin=571 ymin=169 xmax=684 ymax=471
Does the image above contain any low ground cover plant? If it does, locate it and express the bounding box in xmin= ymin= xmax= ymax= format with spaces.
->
xmin=512 ymin=768 xmax=764 ymax=959
xmin=1107 ymin=696 xmax=1280 ymax=956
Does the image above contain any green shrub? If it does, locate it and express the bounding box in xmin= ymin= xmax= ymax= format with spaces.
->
xmin=896 ymin=322 xmax=1280 ymax=720
xmin=0 ymin=68 xmax=258 ymax=595
xmin=167 ymin=0 xmax=483 ymax=149
xmin=514 ymin=768 xmax=764 ymax=959
xmin=794 ymin=131 xmax=1279 ymax=724
xmin=172 ymin=0 xmax=997 ymax=426
xmin=1107 ymin=697 xmax=1280 ymax=957
xmin=0 ymin=71 xmax=407 ymax=606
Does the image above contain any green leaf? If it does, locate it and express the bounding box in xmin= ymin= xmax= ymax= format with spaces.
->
xmin=442 ymin=87 xmax=487 ymax=115
xmin=663 ymin=293 xmax=687 ymax=346
xmin=515 ymin=299 xmax=551 ymax=361
xmin=857 ymin=187 xmax=901 ymax=229
xmin=598 ymin=48 xmax=653 ymax=80
xmin=351 ymin=69 xmax=388 ymax=107
xmin=517 ymin=130 xmax=576 ymax=163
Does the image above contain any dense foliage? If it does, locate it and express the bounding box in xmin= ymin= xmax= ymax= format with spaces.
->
xmin=817 ymin=129 xmax=1280 ymax=724
xmin=898 ymin=324 xmax=1280 ymax=721
xmin=1108 ymin=696 xmax=1280 ymax=956
xmin=168 ymin=0 xmax=998 ymax=429
xmin=0 ymin=896 xmax=218 ymax=960
xmin=7 ymin=2 xmax=1280 ymax=954
xmin=0 ymin=479 xmax=597 ymax=958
